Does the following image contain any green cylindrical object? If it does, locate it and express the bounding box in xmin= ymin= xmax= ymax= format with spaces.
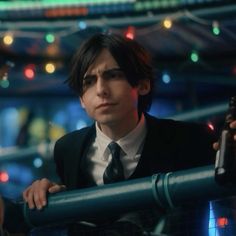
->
xmin=159 ymin=165 xmax=236 ymax=208
xmin=23 ymin=165 xmax=236 ymax=227
xmin=23 ymin=176 xmax=158 ymax=227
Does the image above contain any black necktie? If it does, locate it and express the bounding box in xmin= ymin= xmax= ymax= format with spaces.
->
xmin=103 ymin=142 xmax=124 ymax=184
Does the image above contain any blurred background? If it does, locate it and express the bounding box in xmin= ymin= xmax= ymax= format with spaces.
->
xmin=0 ymin=0 xmax=236 ymax=234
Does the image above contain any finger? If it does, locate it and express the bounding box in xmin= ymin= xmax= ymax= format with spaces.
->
xmin=33 ymin=189 xmax=42 ymax=210
xmin=35 ymin=178 xmax=53 ymax=209
xmin=23 ymin=180 xmax=40 ymax=209
xmin=25 ymin=184 xmax=38 ymax=209
xmin=24 ymin=179 xmax=51 ymax=210
xmin=230 ymin=120 xmax=236 ymax=129
xmin=213 ymin=142 xmax=219 ymax=151
xmin=48 ymin=184 xmax=66 ymax=193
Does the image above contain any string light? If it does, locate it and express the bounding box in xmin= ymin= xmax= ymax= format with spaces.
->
xmin=207 ymin=122 xmax=214 ymax=131
xmin=163 ymin=18 xmax=172 ymax=29
xmin=3 ymin=34 xmax=14 ymax=45
xmin=0 ymin=171 xmax=9 ymax=183
xmin=0 ymin=10 xmax=228 ymax=46
xmin=125 ymin=26 xmax=135 ymax=40
xmin=0 ymin=8 xmax=231 ymax=86
xmin=45 ymin=63 xmax=56 ymax=74
xmin=45 ymin=33 xmax=55 ymax=43
xmin=33 ymin=158 xmax=43 ymax=168
xmin=162 ymin=71 xmax=171 ymax=84
xmin=23 ymin=64 xmax=36 ymax=80
xmin=78 ymin=21 xmax=87 ymax=30
xmin=0 ymin=61 xmax=14 ymax=88
xmin=212 ymin=21 xmax=220 ymax=36
xmin=190 ymin=51 xmax=199 ymax=63
xmin=0 ymin=74 xmax=10 ymax=88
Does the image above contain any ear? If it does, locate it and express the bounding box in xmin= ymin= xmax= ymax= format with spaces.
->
xmin=80 ymin=97 xmax=85 ymax=108
xmin=138 ymin=79 xmax=150 ymax=95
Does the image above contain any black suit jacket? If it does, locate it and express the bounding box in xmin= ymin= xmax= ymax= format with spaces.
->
xmin=53 ymin=113 xmax=217 ymax=235
xmin=3 ymin=114 xmax=217 ymax=235
xmin=54 ymin=113 xmax=216 ymax=188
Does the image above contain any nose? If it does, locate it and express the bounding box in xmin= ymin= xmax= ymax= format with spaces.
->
xmin=96 ymin=76 xmax=109 ymax=97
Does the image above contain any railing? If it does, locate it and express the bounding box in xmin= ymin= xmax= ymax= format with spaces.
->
xmin=22 ymin=165 xmax=236 ymax=228
xmin=0 ymin=143 xmax=54 ymax=162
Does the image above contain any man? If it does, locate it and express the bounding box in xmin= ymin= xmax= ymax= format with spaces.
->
xmin=1 ymin=33 xmax=236 ymax=235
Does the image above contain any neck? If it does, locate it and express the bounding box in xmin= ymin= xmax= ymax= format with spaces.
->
xmin=98 ymin=112 xmax=141 ymax=141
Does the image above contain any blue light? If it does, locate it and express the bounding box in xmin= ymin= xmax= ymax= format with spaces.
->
xmin=162 ymin=72 xmax=171 ymax=84
xmin=33 ymin=157 xmax=43 ymax=168
xmin=78 ymin=21 xmax=87 ymax=30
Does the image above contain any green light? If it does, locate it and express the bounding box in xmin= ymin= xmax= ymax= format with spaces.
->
xmin=212 ymin=27 xmax=220 ymax=35
xmin=190 ymin=51 xmax=199 ymax=63
xmin=45 ymin=33 xmax=55 ymax=43
xmin=212 ymin=26 xmax=220 ymax=35
xmin=0 ymin=79 xmax=10 ymax=88
xmin=212 ymin=21 xmax=220 ymax=36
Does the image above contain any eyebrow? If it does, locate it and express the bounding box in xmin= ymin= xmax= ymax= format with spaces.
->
xmin=83 ymin=67 xmax=122 ymax=79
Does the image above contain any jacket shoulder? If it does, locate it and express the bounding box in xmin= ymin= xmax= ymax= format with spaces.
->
xmin=53 ymin=125 xmax=95 ymax=185
xmin=144 ymin=113 xmax=217 ymax=168
xmin=145 ymin=113 xmax=216 ymax=137
xmin=56 ymin=126 xmax=94 ymax=145
xmin=53 ymin=125 xmax=95 ymax=160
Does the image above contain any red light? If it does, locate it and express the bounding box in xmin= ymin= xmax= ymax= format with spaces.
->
xmin=217 ymin=217 xmax=228 ymax=228
xmin=23 ymin=64 xmax=36 ymax=80
xmin=0 ymin=171 xmax=9 ymax=183
xmin=125 ymin=26 xmax=135 ymax=40
xmin=207 ymin=122 xmax=215 ymax=131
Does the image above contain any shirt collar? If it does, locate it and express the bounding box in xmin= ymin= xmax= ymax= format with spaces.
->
xmin=95 ymin=113 xmax=147 ymax=160
xmin=95 ymin=122 xmax=113 ymax=159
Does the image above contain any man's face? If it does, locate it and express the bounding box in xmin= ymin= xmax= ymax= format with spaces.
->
xmin=80 ymin=49 xmax=150 ymax=130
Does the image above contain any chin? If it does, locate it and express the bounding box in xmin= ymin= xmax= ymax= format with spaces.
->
xmin=96 ymin=116 xmax=119 ymax=126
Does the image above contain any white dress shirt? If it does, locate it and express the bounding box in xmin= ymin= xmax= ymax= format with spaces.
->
xmin=85 ymin=114 xmax=147 ymax=185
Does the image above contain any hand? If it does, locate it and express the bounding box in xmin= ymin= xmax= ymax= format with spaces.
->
xmin=213 ymin=120 xmax=236 ymax=150
xmin=23 ymin=178 xmax=66 ymax=210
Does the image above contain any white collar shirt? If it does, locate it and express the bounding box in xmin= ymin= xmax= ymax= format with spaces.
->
xmin=85 ymin=114 xmax=147 ymax=185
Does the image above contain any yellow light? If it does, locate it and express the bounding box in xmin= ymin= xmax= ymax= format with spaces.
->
xmin=3 ymin=34 xmax=14 ymax=45
xmin=163 ymin=18 xmax=172 ymax=29
xmin=45 ymin=63 xmax=56 ymax=74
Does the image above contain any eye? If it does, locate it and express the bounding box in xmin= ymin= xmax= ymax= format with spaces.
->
xmin=82 ymin=75 xmax=96 ymax=89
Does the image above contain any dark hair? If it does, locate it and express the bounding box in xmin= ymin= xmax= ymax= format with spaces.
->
xmin=66 ymin=33 xmax=154 ymax=112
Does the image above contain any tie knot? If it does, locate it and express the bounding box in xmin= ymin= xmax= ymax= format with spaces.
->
xmin=103 ymin=141 xmax=124 ymax=184
xmin=108 ymin=142 xmax=121 ymax=158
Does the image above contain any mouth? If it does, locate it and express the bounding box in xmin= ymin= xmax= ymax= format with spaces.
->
xmin=96 ymin=103 xmax=116 ymax=109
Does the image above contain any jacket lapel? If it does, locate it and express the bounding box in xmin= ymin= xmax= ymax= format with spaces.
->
xmin=65 ymin=125 xmax=96 ymax=189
